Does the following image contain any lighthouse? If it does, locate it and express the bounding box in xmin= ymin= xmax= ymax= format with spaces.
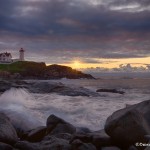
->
xmin=19 ymin=48 xmax=25 ymax=61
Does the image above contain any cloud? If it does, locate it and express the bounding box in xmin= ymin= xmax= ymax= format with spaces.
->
xmin=0 ymin=0 xmax=150 ymax=63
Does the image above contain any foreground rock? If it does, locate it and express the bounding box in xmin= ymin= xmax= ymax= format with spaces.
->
xmin=105 ymin=101 xmax=150 ymax=148
xmin=0 ymin=142 xmax=13 ymax=150
xmin=89 ymin=130 xmax=112 ymax=149
xmin=15 ymin=136 xmax=71 ymax=150
xmin=23 ymin=126 xmax=47 ymax=142
xmin=46 ymin=114 xmax=76 ymax=135
xmin=0 ymin=113 xmax=18 ymax=145
xmin=28 ymin=81 xmax=100 ymax=97
xmin=0 ymin=80 xmax=100 ymax=97
xmin=2 ymin=99 xmax=150 ymax=149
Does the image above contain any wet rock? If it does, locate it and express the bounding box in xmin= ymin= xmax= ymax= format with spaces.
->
xmin=41 ymin=136 xmax=71 ymax=150
xmin=112 ymin=100 xmax=150 ymax=127
xmin=0 ymin=113 xmax=18 ymax=145
xmin=96 ymin=89 xmax=125 ymax=94
xmin=70 ymin=130 xmax=112 ymax=149
xmin=46 ymin=114 xmax=76 ymax=135
xmin=105 ymin=109 xmax=150 ymax=147
xmin=0 ymin=142 xmax=13 ymax=150
xmin=89 ymin=129 xmax=112 ymax=149
xmin=26 ymin=126 xmax=47 ymax=142
xmin=46 ymin=114 xmax=67 ymax=131
xmin=50 ymin=123 xmax=76 ymax=135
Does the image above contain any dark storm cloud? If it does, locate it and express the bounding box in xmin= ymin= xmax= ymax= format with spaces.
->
xmin=0 ymin=0 xmax=150 ymax=64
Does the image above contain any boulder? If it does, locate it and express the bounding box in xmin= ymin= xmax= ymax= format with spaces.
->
xmin=41 ymin=136 xmax=71 ymax=150
xmin=46 ymin=114 xmax=76 ymax=135
xmin=0 ymin=113 xmax=18 ymax=145
xmin=70 ymin=130 xmax=112 ymax=149
xmin=106 ymin=100 xmax=150 ymax=127
xmin=25 ymin=126 xmax=47 ymax=142
xmin=105 ymin=109 xmax=150 ymax=147
xmin=89 ymin=129 xmax=112 ymax=149
xmin=0 ymin=142 xmax=13 ymax=150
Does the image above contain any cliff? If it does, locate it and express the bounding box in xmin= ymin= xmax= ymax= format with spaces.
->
xmin=0 ymin=61 xmax=94 ymax=79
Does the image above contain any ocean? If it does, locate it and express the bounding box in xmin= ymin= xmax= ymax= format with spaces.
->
xmin=0 ymin=78 xmax=150 ymax=131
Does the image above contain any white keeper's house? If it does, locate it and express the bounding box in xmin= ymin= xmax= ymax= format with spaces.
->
xmin=0 ymin=48 xmax=25 ymax=63
xmin=0 ymin=52 xmax=12 ymax=63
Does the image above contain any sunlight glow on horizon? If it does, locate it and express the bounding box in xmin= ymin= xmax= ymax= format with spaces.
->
xmin=46 ymin=56 xmax=150 ymax=69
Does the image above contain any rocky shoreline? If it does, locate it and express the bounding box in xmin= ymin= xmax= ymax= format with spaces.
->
xmin=0 ymin=99 xmax=150 ymax=150
xmin=0 ymin=80 xmax=149 ymax=150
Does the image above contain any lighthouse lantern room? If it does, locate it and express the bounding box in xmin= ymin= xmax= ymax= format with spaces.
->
xmin=19 ymin=48 xmax=25 ymax=61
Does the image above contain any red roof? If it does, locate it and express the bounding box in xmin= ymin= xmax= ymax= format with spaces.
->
xmin=0 ymin=52 xmax=12 ymax=57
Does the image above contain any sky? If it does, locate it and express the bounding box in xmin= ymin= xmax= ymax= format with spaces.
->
xmin=0 ymin=0 xmax=150 ymax=70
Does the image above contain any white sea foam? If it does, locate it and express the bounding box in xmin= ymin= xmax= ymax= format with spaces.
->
xmin=0 ymin=88 xmax=42 ymax=130
xmin=0 ymin=78 xmax=150 ymax=130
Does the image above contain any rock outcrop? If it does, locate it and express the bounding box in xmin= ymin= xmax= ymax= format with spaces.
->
xmin=0 ymin=113 xmax=18 ymax=145
xmin=0 ymin=61 xmax=94 ymax=79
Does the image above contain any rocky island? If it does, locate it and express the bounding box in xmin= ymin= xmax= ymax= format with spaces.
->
xmin=0 ymin=61 xmax=94 ymax=79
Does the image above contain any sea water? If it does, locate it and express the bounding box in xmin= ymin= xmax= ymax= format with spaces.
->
xmin=0 ymin=78 xmax=150 ymax=131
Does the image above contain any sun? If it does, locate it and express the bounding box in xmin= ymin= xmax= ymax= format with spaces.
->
xmin=72 ymin=61 xmax=81 ymax=69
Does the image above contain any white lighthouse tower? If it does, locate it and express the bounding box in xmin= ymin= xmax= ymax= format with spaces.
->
xmin=19 ymin=48 xmax=25 ymax=61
